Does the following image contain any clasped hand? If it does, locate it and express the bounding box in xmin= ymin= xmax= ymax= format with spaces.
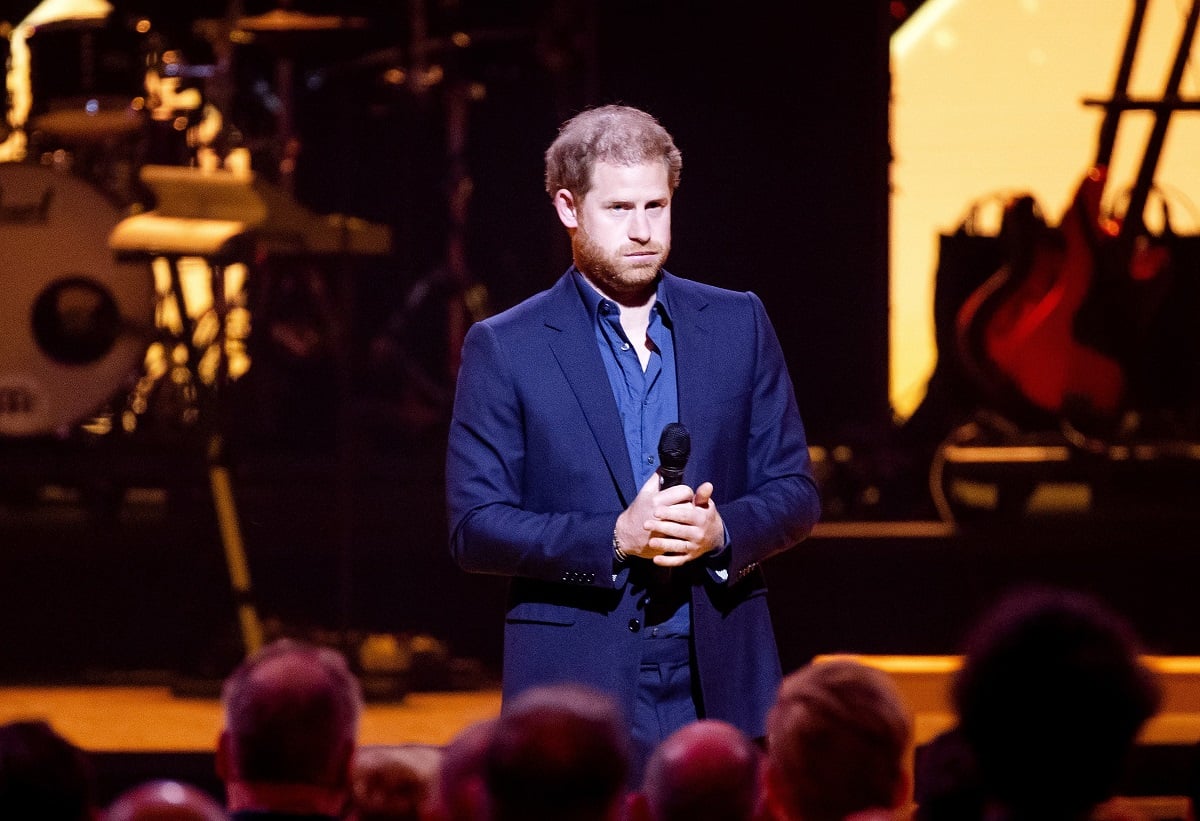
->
xmin=614 ymin=473 xmax=725 ymax=566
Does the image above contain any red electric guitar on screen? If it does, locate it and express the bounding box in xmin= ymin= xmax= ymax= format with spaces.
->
xmin=955 ymin=0 xmax=1196 ymax=435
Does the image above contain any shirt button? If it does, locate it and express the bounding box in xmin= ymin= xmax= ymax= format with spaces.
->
xmin=646 ymin=456 xmax=654 ymax=464
xmin=651 ymin=627 xmax=659 ymax=637
xmin=621 ymin=343 xmax=630 ymax=351
xmin=628 ymin=619 xmax=640 ymax=633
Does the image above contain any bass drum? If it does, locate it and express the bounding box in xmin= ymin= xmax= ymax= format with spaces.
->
xmin=0 ymin=164 xmax=154 ymax=437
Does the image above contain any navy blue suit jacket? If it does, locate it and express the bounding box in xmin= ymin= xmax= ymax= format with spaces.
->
xmin=445 ymin=270 xmax=820 ymax=738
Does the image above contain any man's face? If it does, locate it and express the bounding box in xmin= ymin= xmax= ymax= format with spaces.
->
xmin=558 ymin=160 xmax=672 ymax=303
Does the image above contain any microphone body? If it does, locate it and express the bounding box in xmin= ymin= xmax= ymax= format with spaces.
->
xmin=652 ymin=422 xmax=690 ymax=588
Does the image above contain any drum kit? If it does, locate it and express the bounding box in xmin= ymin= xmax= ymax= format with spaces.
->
xmin=0 ymin=0 xmax=399 ymax=662
xmin=0 ymin=0 xmax=524 ymax=670
xmin=0 ymin=0 xmax=385 ymax=441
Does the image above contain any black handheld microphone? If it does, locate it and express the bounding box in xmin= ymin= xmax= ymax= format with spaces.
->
xmin=657 ymin=422 xmax=691 ymax=489
xmin=652 ymin=422 xmax=690 ymax=587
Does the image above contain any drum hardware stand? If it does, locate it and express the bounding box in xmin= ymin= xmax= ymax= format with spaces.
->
xmin=198 ymin=1 xmax=368 ymax=196
xmin=109 ymin=161 xmax=391 ymax=667
xmin=110 ymin=163 xmax=268 ymax=661
xmin=367 ymin=0 xmax=492 ymax=410
xmin=195 ymin=1 xmax=397 ymax=645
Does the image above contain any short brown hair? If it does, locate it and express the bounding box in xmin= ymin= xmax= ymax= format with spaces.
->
xmin=766 ymin=658 xmax=912 ymax=821
xmin=544 ymin=104 xmax=682 ymax=199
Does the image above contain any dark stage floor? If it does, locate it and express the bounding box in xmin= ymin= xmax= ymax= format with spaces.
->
xmin=0 ymin=422 xmax=506 ymax=684
xmin=3 ymin=419 xmax=1200 ymax=687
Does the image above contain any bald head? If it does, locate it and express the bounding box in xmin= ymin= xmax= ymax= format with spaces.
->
xmin=220 ymin=639 xmax=363 ymax=787
xmin=641 ymin=720 xmax=761 ymax=821
xmin=106 ymin=779 xmax=228 ymax=821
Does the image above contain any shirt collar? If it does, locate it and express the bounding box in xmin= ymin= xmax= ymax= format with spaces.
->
xmin=570 ymin=267 xmax=673 ymax=324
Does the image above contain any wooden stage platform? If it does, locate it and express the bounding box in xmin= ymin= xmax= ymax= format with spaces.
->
xmin=0 ymin=685 xmax=502 ymax=753
xmin=5 ymin=655 xmax=1200 ymax=807
xmin=0 ymin=683 xmax=504 ymax=805
xmin=7 ymin=652 xmax=1200 ymax=748
xmin=8 ymin=655 xmax=1200 ymax=753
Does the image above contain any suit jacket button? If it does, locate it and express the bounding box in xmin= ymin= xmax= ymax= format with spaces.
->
xmin=628 ymin=619 xmax=640 ymax=633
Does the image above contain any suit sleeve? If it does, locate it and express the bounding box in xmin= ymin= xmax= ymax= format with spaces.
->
xmin=445 ymin=320 xmax=619 ymax=588
xmin=715 ymin=292 xmax=821 ymax=583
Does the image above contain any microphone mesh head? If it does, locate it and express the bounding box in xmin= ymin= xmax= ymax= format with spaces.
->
xmin=658 ymin=422 xmax=691 ymax=470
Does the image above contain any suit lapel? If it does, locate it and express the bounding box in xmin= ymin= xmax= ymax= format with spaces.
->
xmin=543 ymin=275 xmax=638 ymax=505
xmin=666 ymin=275 xmax=718 ymax=487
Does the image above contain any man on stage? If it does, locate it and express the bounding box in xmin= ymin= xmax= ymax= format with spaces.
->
xmin=445 ymin=104 xmax=820 ymax=770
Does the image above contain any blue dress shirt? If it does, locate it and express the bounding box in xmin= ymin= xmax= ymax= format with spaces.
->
xmin=572 ymin=269 xmax=691 ymax=638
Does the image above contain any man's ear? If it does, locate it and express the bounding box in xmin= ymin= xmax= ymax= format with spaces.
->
xmin=554 ymin=189 xmax=579 ymax=229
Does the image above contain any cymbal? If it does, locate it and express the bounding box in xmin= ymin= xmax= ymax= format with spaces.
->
xmin=234 ymin=9 xmax=366 ymax=33
xmin=31 ymin=106 xmax=143 ymax=142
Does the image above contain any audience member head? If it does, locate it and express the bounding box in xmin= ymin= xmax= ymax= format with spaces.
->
xmin=217 ymin=638 xmax=364 ymax=816
xmin=635 ymin=719 xmax=763 ymax=821
xmin=484 ymin=682 xmax=630 ymax=821
xmin=912 ymin=726 xmax=986 ymax=821
xmin=0 ymin=719 xmax=97 ymax=820
xmin=765 ymin=657 xmax=914 ymax=821
xmin=426 ymin=717 xmax=496 ymax=821
xmin=105 ymin=779 xmax=228 ymax=821
xmin=348 ymin=744 xmax=442 ymax=821
xmin=952 ymin=585 xmax=1161 ymax=820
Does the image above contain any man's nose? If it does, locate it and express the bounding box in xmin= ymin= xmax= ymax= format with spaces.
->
xmin=628 ymin=208 xmax=651 ymax=242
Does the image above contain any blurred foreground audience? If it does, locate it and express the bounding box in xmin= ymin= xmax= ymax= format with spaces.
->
xmin=424 ymin=718 xmax=496 ymax=821
xmin=217 ymin=638 xmax=363 ymax=819
xmin=632 ymin=718 xmax=764 ymax=821
xmin=349 ymin=744 xmax=442 ymax=821
xmin=106 ymin=779 xmax=228 ymax=820
xmin=483 ymin=683 xmax=630 ymax=821
xmin=954 ymin=585 xmax=1162 ymax=820
xmin=918 ymin=585 xmax=1162 ymax=821
xmin=0 ymin=587 xmax=1180 ymax=821
xmin=0 ymin=718 xmax=98 ymax=820
xmin=764 ymin=657 xmax=915 ymax=821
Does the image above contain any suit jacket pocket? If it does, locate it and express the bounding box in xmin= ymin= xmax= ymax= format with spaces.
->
xmin=505 ymin=599 xmax=578 ymax=626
